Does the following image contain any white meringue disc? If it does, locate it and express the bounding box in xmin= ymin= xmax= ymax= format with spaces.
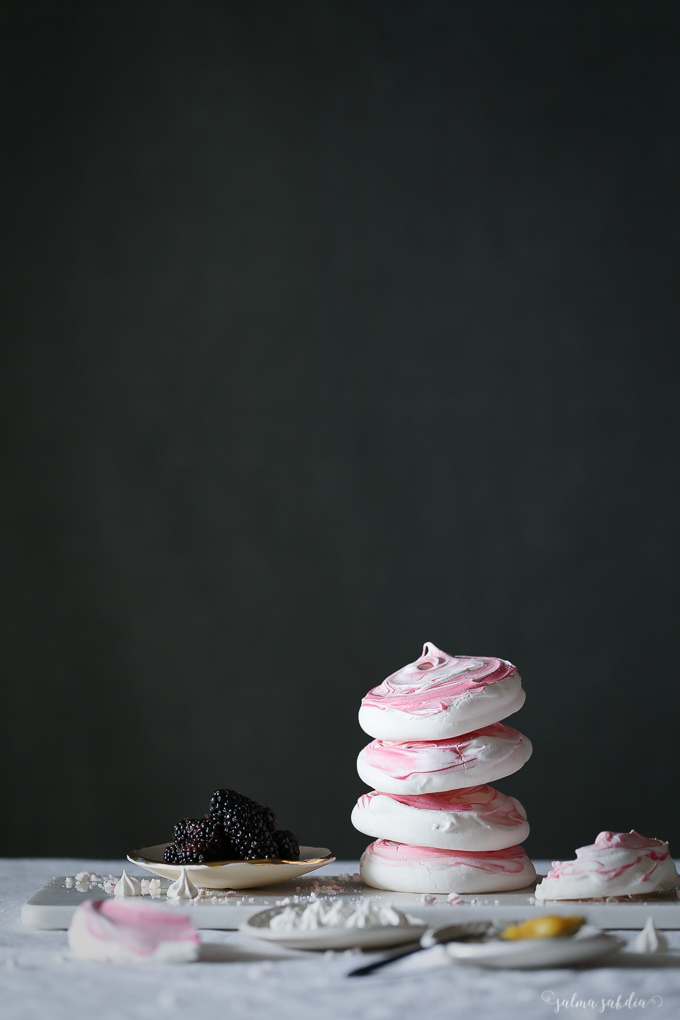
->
xmin=357 ymin=722 xmax=532 ymax=795
xmin=360 ymin=839 xmax=536 ymax=895
xmin=359 ymin=644 xmax=525 ymax=741
xmin=68 ymin=899 xmax=199 ymax=964
xmin=535 ymin=831 xmax=680 ymax=901
xmin=351 ymin=786 xmax=530 ymax=852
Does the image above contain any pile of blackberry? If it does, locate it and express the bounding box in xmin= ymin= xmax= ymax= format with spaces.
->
xmin=163 ymin=789 xmax=300 ymax=865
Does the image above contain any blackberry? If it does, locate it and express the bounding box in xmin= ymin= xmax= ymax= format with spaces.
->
xmin=228 ymin=828 xmax=280 ymax=860
xmin=208 ymin=789 xmax=282 ymax=859
xmin=173 ymin=817 xmax=222 ymax=846
xmin=173 ymin=819 xmax=191 ymax=844
xmin=164 ymin=841 xmax=217 ymax=865
xmin=274 ymin=829 xmax=300 ymax=861
xmin=165 ymin=817 xmax=230 ymax=864
xmin=209 ymin=789 xmax=276 ymax=834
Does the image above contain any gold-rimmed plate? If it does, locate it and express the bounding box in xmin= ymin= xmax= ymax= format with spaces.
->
xmin=127 ymin=844 xmax=335 ymax=890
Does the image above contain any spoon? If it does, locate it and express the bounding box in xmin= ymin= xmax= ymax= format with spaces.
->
xmin=348 ymin=921 xmax=493 ymax=977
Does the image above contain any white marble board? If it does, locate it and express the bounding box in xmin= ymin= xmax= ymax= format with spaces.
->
xmin=21 ymin=872 xmax=680 ymax=931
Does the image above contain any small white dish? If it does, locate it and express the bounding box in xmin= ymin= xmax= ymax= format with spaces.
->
xmin=241 ymin=905 xmax=427 ymax=950
xmin=445 ymin=925 xmax=623 ymax=969
xmin=127 ymin=844 xmax=335 ymax=890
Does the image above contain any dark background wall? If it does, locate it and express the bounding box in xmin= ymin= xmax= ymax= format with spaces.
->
xmin=1 ymin=0 xmax=679 ymax=862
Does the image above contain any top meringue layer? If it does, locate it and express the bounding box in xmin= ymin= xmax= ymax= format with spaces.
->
xmin=359 ymin=643 xmax=525 ymax=740
xmin=535 ymin=831 xmax=679 ymax=901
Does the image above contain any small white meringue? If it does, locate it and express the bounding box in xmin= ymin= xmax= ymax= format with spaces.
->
xmin=113 ymin=870 xmax=142 ymax=897
xmin=167 ymin=868 xmax=198 ymax=901
xmin=633 ymin=917 xmax=667 ymax=954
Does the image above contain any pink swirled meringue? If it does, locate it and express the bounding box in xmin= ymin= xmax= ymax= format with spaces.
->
xmin=535 ymin=831 xmax=680 ymax=901
xmin=352 ymin=785 xmax=530 ymax=852
xmin=357 ymin=722 xmax=532 ymax=795
xmin=360 ymin=839 xmax=536 ymax=894
xmin=68 ymin=898 xmax=200 ymax=964
xmin=359 ymin=643 xmax=525 ymax=740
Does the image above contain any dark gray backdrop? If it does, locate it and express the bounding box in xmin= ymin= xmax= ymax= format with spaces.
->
xmin=2 ymin=1 xmax=679 ymax=861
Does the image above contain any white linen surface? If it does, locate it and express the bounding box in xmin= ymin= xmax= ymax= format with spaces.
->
xmin=2 ymin=858 xmax=680 ymax=1019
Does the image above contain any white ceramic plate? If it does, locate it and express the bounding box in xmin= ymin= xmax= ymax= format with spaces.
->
xmin=241 ymin=905 xmax=427 ymax=950
xmin=445 ymin=925 xmax=624 ymax=969
xmin=127 ymin=844 xmax=335 ymax=890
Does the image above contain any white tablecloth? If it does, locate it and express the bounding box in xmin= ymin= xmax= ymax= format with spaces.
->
xmin=2 ymin=858 xmax=680 ymax=1019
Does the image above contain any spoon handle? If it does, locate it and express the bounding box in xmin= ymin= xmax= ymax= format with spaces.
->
xmin=347 ymin=943 xmax=423 ymax=977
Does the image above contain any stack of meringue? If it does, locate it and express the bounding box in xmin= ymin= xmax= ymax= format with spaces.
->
xmin=352 ymin=643 xmax=536 ymax=894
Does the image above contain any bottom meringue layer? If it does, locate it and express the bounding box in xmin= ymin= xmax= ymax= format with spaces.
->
xmin=360 ymin=839 xmax=536 ymax=894
xmin=68 ymin=898 xmax=200 ymax=964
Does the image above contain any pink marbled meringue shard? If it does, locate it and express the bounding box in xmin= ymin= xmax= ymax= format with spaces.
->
xmin=358 ymin=643 xmax=525 ymax=740
xmin=360 ymin=839 xmax=536 ymax=894
xmin=352 ymin=785 xmax=530 ymax=851
xmin=357 ymin=722 xmax=532 ymax=794
xmin=535 ymin=831 xmax=680 ymax=901
xmin=68 ymin=899 xmax=200 ymax=964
